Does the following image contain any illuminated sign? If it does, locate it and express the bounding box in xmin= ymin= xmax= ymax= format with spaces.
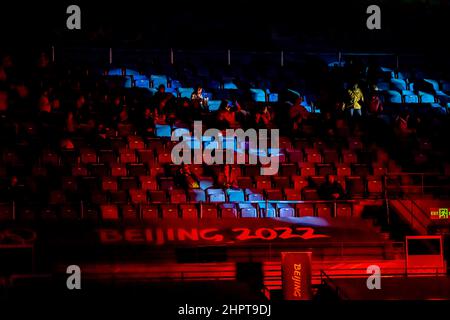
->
xmin=430 ymin=208 xmax=449 ymax=220
xmin=281 ymin=252 xmax=312 ymax=300
xmin=98 ymin=226 xmax=330 ymax=245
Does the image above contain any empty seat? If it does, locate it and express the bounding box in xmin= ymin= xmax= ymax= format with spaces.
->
xmin=111 ymin=164 xmax=127 ymax=177
xmin=141 ymin=204 xmax=159 ymax=220
xmin=352 ymin=164 xmax=371 ymax=177
xmin=372 ymin=163 xmax=387 ymax=177
xmin=129 ymin=189 xmax=147 ymax=204
xmin=323 ymin=150 xmax=339 ymax=163
xmin=245 ymin=188 xmax=264 ymax=201
xmin=302 ymin=187 xmax=320 ymax=200
xmin=272 ymin=176 xmax=290 ymax=189
xmin=287 ymin=149 xmax=304 ymax=163
xmin=259 ymin=203 xmax=276 ymax=218
xmin=342 ymin=150 xmax=358 ymax=164
xmin=265 ymin=189 xmax=283 ymax=200
xmin=80 ymin=149 xmax=97 ymax=164
xmin=170 ymin=189 xmax=187 ymax=203
xmin=128 ymin=163 xmax=147 ymax=176
xmin=240 ymin=205 xmax=258 ymax=218
xmin=284 ymin=188 xmax=301 ymax=201
xmin=157 ymin=151 xmax=172 ymax=164
xmin=180 ymin=204 xmax=198 ymax=219
xmin=121 ymin=205 xmax=138 ymax=221
xmin=226 ymin=188 xmax=245 ymax=202
xmin=346 ymin=176 xmax=365 ymax=198
xmin=72 ymin=165 xmax=88 ymax=177
xmin=296 ymin=204 xmax=314 ymax=216
xmin=138 ymin=149 xmax=156 ymax=164
xmin=98 ymin=150 xmax=117 ymax=164
xmin=292 ymin=176 xmax=309 ymax=191
xmin=161 ymin=204 xmax=179 ymax=219
xmin=206 ymin=188 xmax=226 ymax=202
xmin=237 ymin=176 xmax=253 ymax=188
xmin=316 ymin=204 xmax=332 ymax=218
xmin=41 ymin=151 xmax=60 ymax=166
xmin=139 ymin=176 xmax=158 ymax=190
xmin=119 ymin=177 xmax=138 ymax=190
xmin=367 ymin=176 xmax=384 ymax=197
xmin=336 ymin=204 xmax=352 ymax=217
xmin=62 ymin=177 xmax=78 ymax=192
xmin=201 ymin=204 xmax=219 ymax=218
xmin=49 ymin=190 xmax=65 ymax=205
xmin=119 ymin=149 xmax=137 ymax=164
xmin=255 ymin=176 xmax=272 ymax=190
xmin=299 ymin=163 xmax=316 ymax=177
xmin=61 ymin=206 xmax=79 ymax=220
xmin=102 ymin=177 xmax=118 ymax=191
xmin=336 ymin=164 xmax=351 ymax=176
xmin=158 ymin=177 xmax=175 ymax=190
xmin=188 ymin=189 xmax=206 ymax=202
xmin=148 ymin=190 xmax=167 ymax=203
xmin=305 ymin=150 xmax=322 ymax=163
xmin=278 ymin=204 xmax=296 ymax=217
xmin=101 ymin=205 xmax=119 ymax=220
xmin=109 ymin=190 xmax=128 ymax=204
xmin=317 ymin=163 xmax=335 ymax=176
xmin=89 ymin=163 xmax=109 ymax=177
xmin=280 ymin=163 xmax=297 ymax=176
xmin=219 ymin=203 xmax=238 ymax=218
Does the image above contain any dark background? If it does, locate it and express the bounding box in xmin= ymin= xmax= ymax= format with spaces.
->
xmin=0 ymin=0 xmax=449 ymax=53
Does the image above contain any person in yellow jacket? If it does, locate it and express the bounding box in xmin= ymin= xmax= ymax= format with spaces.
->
xmin=344 ymin=83 xmax=364 ymax=117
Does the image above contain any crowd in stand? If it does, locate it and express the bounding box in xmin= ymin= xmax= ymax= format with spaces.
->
xmin=0 ymin=51 xmax=449 ymax=207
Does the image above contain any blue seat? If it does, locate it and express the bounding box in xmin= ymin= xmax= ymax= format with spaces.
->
xmin=188 ymin=189 xmax=206 ymax=203
xmin=134 ymin=78 xmax=150 ymax=88
xmin=238 ymin=203 xmax=257 ymax=218
xmin=151 ymin=75 xmax=167 ymax=88
xmin=390 ymin=79 xmax=407 ymax=92
xmin=155 ymin=124 xmax=172 ymax=138
xmin=169 ymin=79 xmax=183 ymax=89
xmin=278 ymin=204 xmax=296 ymax=218
xmin=402 ymin=90 xmax=419 ymax=103
xmin=418 ymin=91 xmax=435 ymax=103
xmin=258 ymin=203 xmax=276 ymax=218
xmin=208 ymin=100 xmax=221 ymax=112
xmin=199 ymin=177 xmax=215 ymax=190
xmin=245 ymin=189 xmax=264 ymax=201
xmin=267 ymin=93 xmax=278 ymax=102
xmin=424 ymin=79 xmax=440 ymax=91
xmin=108 ymin=68 xmax=139 ymax=76
xmin=223 ymin=81 xmax=238 ymax=89
xmin=226 ymin=188 xmax=245 ymax=202
xmin=385 ymin=90 xmax=402 ymax=103
xmin=249 ymin=89 xmax=266 ymax=102
xmin=178 ymin=87 xmax=194 ymax=99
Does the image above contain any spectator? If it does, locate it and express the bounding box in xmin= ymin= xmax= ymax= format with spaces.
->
xmin=345 ymin=83 xmax=364 ymax=117
xmin=289 ymin=97 xmax=309 ymax=133
xmin=218 ymin=165 xmax=239 ymax=189
xmin=318 ymin=175 xmax=345 ymax=200
xmin=191 ymin=85 xmax=208 ymax=109
xmin=368 ymin=86 xmax=383 ymax=114
xmin=177 ymin=164 xmax=200 ymax=189
xmin=217 ymin=100 xmax=237 ymax=128
xmin=255 ymin=105 xmax=273 ymax=129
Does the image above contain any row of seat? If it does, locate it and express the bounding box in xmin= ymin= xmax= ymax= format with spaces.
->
xmin=0 ymin=202 xmax=354 ymax=221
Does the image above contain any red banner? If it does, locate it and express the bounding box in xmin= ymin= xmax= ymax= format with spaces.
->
xmin=281 ymin=252 xmax=312 ymax=300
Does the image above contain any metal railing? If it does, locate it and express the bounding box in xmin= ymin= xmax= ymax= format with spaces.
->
xmin=48 ymin=46 xmax=425 ymax=71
